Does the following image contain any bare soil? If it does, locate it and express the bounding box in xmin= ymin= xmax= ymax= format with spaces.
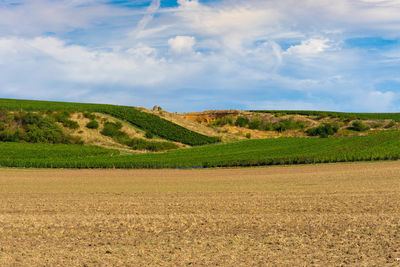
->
xmin=1 ymin=162 xmax=400 ymax=266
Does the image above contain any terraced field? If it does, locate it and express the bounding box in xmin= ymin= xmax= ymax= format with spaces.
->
xmin=1 ymin=162 xmax=399 ymax=266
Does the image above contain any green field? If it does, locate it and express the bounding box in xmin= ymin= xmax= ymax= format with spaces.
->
xmin=2 ymin=98 xmax=400 ymax=169
xmin=1 ymin=130 xmax=400 ymax=168
xmin=250 ymin=110 xmax=400 ymax=121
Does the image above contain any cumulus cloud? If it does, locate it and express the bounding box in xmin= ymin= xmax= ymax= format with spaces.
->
xmin=168 ymin=36 xmax=196 ymax=54
xmin=1 ymin=0 xmax=400 ymax=111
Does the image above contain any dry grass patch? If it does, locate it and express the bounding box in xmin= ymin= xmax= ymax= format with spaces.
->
xmin=0 ymin=162 xmax=400 ymax=266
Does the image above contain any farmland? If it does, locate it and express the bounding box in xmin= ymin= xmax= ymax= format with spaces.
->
xmin=0 ymin=162 xmax=399 ymax=266
xmin=2 ymin=130 xmax=400 ymax=168
xmin=250 ymin=109 xmax=400 ymax=121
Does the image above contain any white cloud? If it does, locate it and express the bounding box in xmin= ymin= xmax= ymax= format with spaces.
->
xmin=357 ymin=90 xmax=397 ymax=111
xmin=168 ymin=36 xmax=196 ymax=54
xmin=285 ymin=39 xmax=331 ymax=56
xmin=131 ymin=0 xmax=161 ymax=39
xmin=0 ymin=0 xmax=133 ymax=36
xmin=1 ymin=0 xmax=400 ymax=111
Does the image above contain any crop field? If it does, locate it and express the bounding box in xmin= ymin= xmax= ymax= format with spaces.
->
xmin=250 ymin=109 xmax=400 ymax=121
xmin=0 ymin=162 xmax=399 ymax=266
xmin=2 ymin=130 xmax=400 ymax=168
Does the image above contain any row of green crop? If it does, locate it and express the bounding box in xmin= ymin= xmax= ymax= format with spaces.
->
xmin=0 ymin=98 xmax=220 ymax=146
xmin=250 ymin=110 xmax=400 ymax=121
xmin=0 ymin=142 xmax=119 ymax=160
xmin=1 ymin=131 xmax=400 ymax=168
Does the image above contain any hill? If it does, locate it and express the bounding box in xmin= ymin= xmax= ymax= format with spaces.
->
xmin=0 ymin=98 xmax=221 ymax=146
xmin=1 ymin=98 xmax=400 ymax=168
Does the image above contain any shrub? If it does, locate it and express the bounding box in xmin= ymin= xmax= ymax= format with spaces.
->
xmin=213 ymin=116 xmax=235 ymax=127
xmin=272 ymin=118 xmax=306 ymax=132
xmin=0 ymin=129 xmax=22 ymax=142
xmin=52 ymin=111 xmax=79 ymax=129
xmin=350 ymin=121 xmax=370 ymax=132
xmin=86 ymin=120 xmax=99 ymax=129
xmin=246 ymin=133 xmax=251 ymax=139
xmin=316 ymin=112 xmax=328 ymax=120
xmin=0 ymin=111 xmax=81 ymax=144
xmin=306 ymin=123 xmax=339 ymax=138
xmin=248 ymin=117 xmax=261 ymax=130
xmin=371 ymin=122 xmax=384 ymax=128
xmin=263 ymin=122 xmax=274 ymax=131
xmin=235 ymin=116 xmax=249 ymax=127
xmin=101 ymin=122 xmax=125 ymax=138
xmin=63 ymin=120 xmax=79 ymax=129
xmin=83 ymin=112 xmax=96 ymax=120
xmin=385 ymin=120 xmax=395 ymax=129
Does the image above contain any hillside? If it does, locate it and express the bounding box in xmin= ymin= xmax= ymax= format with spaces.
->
xmin=1 ymin=98 xmax=400 ymax=169
xmin=0 ymin=98 xmax=221 ymax=146
xmin=157 ymin=109 xmax=399 ymax=140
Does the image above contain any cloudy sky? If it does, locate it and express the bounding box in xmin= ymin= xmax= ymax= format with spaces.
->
xmin=0 ymin=0 xmax=400 ymax=112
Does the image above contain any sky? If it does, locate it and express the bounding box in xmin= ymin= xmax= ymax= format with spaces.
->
xmin=0 ymin=0 xmax=400 ymax=112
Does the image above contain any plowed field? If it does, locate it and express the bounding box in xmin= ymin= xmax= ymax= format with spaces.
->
xmin=1 ymin=162 xmax=400 ymax=266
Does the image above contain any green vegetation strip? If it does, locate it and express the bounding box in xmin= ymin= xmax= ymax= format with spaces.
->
xmin=250 ymin=110 xmax=400 ymax=121
xmin=0 ymin=98 xmax=220 ymax=146
xmin=1 ymin=131 xmax=400 ymax=168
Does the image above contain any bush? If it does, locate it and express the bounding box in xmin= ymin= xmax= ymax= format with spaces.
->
xmin=385 ymin=120 xmax=395 ymax=129
xmin=246 ymin=133 xmax=251 ymax=139
xmin=0 ymin=129 xmax=22 ymax=142
xmin=52 ymin=111 xmax=79 ymax=129
xmin=306 ymin=123 xmax=339 ymax=138
xmin=248 ymin=117 xmax=261 ymax=130
xmin=213 ymin=116 xmax=234 ymax=127
xmin=350 ymin=121 xmax=370 ymax=132
xmin=371 ymin=122 xmax=383 ymax=128
xmin=263 ymin=122 xmax=274 ymax=131
xmin=235 ymin=116 xmax=249 ymax=127
xmin=272 ymin=118 xmax=306 ymax=132
xmin=86 ymin=120 xmax=99 ymax=129
xmin=63 ymin=120 xmax=79 ymax=129
xmin=83 ymin=112 xmax=96 ymax=120
xmin=0 ymin=111 xmax=81 ymax=144
xmin=101 ymin=122 xmax=125 ymax=138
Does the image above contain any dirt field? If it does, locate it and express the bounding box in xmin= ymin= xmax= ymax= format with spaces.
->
xmin=1 ymin=162 xmax=400 ymax=266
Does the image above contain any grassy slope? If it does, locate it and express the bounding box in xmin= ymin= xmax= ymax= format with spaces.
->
xmin=0 ymin=98 xmax=220 ymax=146
xmin=1 ymin=130 xmax=400 ymax=168
xmin=250 ymin=110 xmax=400 ymax=121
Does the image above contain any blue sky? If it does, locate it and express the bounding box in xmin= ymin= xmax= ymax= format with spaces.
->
xmin=1 ymin=0 xmax=400 ymax=112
